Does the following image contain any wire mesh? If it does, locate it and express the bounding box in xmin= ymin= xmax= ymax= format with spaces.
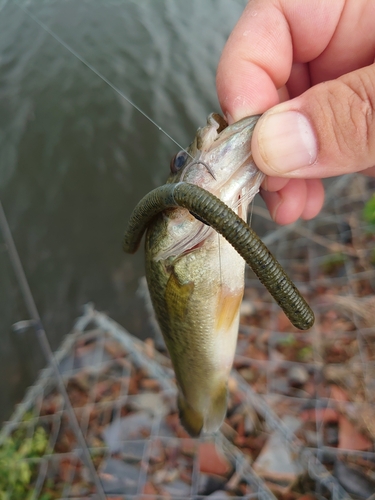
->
xmin=237 ymin=174 xmax=375 ymax=499
xmin=0 ymin=305 xmax=277 ymax=499
xmin=1 ymin=175 xmax=375 ymax=499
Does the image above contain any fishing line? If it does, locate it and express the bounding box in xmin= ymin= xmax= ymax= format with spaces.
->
xmin=249 ymin=198 xmax=255 ymax=227
xmin=0 ymin=199 xmax=107 ymax=499
xmin=16 ymin=3 xmax=195 ymax=161
xmin=218 ymin=232 xmax=223 ymax=289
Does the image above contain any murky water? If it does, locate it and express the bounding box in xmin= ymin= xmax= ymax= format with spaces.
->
xmin=0 ymin=1 xmax=247 ymax=419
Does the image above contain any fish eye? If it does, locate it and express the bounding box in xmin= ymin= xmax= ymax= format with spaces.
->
xmin=170 ymin=151 xmax=188 ymax=173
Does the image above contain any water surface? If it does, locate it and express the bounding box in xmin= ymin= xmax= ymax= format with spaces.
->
xmin=0 ymin=0 xmax=247 ymax=420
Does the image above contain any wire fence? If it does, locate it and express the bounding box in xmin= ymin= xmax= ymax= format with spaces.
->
xmin=1 ymin=174 xmax=375 ymax=499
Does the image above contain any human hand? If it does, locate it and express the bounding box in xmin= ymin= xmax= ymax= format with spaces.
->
xmin=217 ymin=0 xmax=375 ymax=224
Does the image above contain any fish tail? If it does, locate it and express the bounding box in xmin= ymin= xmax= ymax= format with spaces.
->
xmin=203 ymin=381 xmax=228 ymax=433
xmin=178 ymin=392 xmax=204 ymax=437
xmin=178 ymin=382 xmax=228 ymax=437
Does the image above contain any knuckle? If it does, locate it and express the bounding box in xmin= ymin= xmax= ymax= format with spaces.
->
xmin=312 ymin=70 xmax=375 ymax=169
xmin=338 ymin=71 xmax=375 ymax=161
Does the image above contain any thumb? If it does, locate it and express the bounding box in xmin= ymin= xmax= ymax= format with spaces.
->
xmin=251 ymin=63 xmax=375 ymax=179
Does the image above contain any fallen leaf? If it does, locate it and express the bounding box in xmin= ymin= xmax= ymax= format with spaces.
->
xmin=338 ymin=415 xmax=372 ymax=450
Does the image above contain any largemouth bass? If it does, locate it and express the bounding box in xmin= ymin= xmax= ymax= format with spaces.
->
xmin=145 ymin=113 xmax=264 ymax=436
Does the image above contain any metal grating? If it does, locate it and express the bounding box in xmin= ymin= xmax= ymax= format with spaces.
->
xmin=1 ymin=174 xmax=375 ymax=499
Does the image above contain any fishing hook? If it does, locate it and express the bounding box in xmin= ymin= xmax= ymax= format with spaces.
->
xmin=180 ymin=159 xmax=217 ymax=181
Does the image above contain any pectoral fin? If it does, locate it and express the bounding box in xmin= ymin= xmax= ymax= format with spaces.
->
xmin=165 ymin=270 xmax=194 ymax=323
xmin=215 ymin=289 xmax=243 ymax=332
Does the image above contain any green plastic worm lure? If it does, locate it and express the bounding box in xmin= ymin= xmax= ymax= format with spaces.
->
xmin=123 ymin=114 xmax=314 ymax=436
xmin=123 ymin=181 xmax=314 ymax=330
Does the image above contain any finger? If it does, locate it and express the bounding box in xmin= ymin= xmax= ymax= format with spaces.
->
xmin=261 ymin=178 xmax=307 ymax=225
xmin=286 ymin=63 xmax=311 ymax=98
xmin=262 ymin=176 xmax=289 ymax=192
xmin=309 ymin=1 xmax=375 ymax=83
xmin=363 ymin=165 xmax=375 ymax=177
xmin=278 ymin=85 xmax=290 ymax=103
xmin=300 ymin=179 xmax=325 ymax=220
xmin=217 ymin=0 xmax=345 ymax=121
xmin=251 ymin=63 xmax=375 ymax=178
xmin=261 ymin=178 xmax=325 ymax=222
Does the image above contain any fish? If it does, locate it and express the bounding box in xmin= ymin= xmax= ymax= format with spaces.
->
xmin=144 ymin=113 xmax=264 ymax=436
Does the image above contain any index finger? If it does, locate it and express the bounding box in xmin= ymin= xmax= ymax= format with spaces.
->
xmin=216 ymin=0 xmax=344 ymax=121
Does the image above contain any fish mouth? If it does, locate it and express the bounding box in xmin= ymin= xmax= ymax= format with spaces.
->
xmin=155 ymin=211 xmax=212 ymax=261
xmin=154 ymin=161 xmax=264 ymax=262
xmin=183 ymin=115 xmax=262 ymax=203
xmin=155 ymin=113 xmax=263 ymax=266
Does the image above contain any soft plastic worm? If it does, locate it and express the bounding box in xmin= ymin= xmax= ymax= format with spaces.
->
xmin=123 ymin=182 xmax=314 ymax=330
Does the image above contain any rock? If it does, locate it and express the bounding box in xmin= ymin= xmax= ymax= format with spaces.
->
xmin=153 ymin=468 xmax=179 ymax=484
xmin=324 ymin=423 xmax=339 ymax=446
xmin=253 ymin=416 xmax=304 ymax=483
xmin=334 ymin=460 xmax=375 ymax=498
xmin=240 ymin=300 xmax=255 ymax=316
xmin=207 ymin=491 xmax=232 ymax=499
xmin=288 ymin=365 xmax=309 ymax=387
xmin=73 ymin=342 xmax=99 ymax=368
xmin=129 ymin=392 xmax=169 ymax=417
xmin=270 ymin=375 xmax=289 ymax=395
xmin=99 ymin=458 xmax=140 ymax=494
xmin=199 ymin=442 xmax=232 ymax=477
xmin=163 ymin=478 xmax=191 ymax=497
xmin=303 ymin=429 xmax=318 ymax=447
xmin=148 ymin=438 xmax=165 ymax=464
xmin=157 ymin=418 xmax=176 ymax=437
xmin=198 ymin=473 xmax=227 ymax=495
xmin=121 ymin=440 xmax=145 ymax=461
xmin=338 ymin=221 xmax=352 ymax=244
xmin=244 ymin=410 xmax=257 ymax=434
xmin=237 ymin=367 xmax=255 ymax=383
xmin=103 ymin=411 xmax=154 ymax=451
xmin=139 ymin=377 xmax=160 ymax=391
